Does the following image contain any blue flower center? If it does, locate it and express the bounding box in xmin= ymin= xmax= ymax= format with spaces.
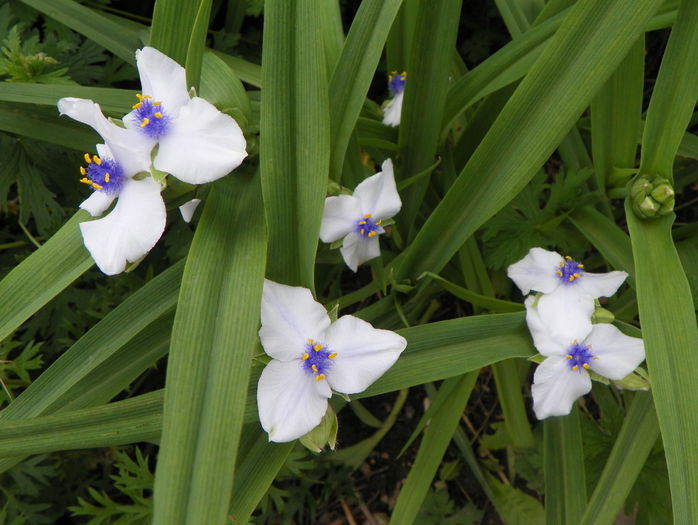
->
xmin=132 ymin=94 xmax=169 ymax=139
xmin=565 ymin=340 xmax=596 ymax=372
xmin=301 ymin=339 xmax=336 ymax=382
xmin=556 ymin=255 xmax=585 ymax=284
xmin=80 ymin=153 xmax=125 ymax=195
xmin=355 ymin=214 xmax=382 ymax=239
xmin=388 ymin=71 xmax=406 ymax=95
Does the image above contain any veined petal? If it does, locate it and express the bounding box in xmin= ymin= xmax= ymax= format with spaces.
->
xmin=531 ymin=356 xmax=591 ymax=419
xmin=80 ymin=190 xmax=116 ymax=217
xmin=586 ymin=324 xmax=645 ymax=380
xmin=575 ymin=271 xmax=628 ymax=299
xmin=324 ymin=315 xmax=406 ymax=394
xmin=536 ymin=286 xmax=594 ymax=342
xmin=179 ymin=198 xmax=202 ymax=223
xmin=319 ymin=195 xmax=362 ymax=243
xmin=340 ymin=232 xmax=380 ymax=272
xmin=507 ymin=247 xmax=563 ymax=295
xmin=135 ymin=47 xmax=190 ymax=114
xmin=154 ymin=97 xmax=247 ymax=184
xmin=79 ymin=177 xmax=166 ymax=275
xmin=382 ymin=91 xmax=403 ymax=127
xmin=57 ymin=98 xmax=152 ymax=177
xmin=257 ymin=359 xmax=332 ymax=443
xmin=524 ymin=296 xmax=567 ymax=356
xmin=259 ymin=280 xmax=331 ymax=361
xmin=353 ymin=159 xmax=402 ymax=220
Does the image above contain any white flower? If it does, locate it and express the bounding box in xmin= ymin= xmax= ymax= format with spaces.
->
xmin=57 ymin=98 xmax=166 ymax=275
xmin=179 ymin=198 xmax=202 ymax=223
xmin=319 ymin=159 xmax=402 ymax=272
xmin=382 ymin=71 xmax=406 ymax=127
xmin=123 ymin=47 xmax=247 ymax=184
xmin=507 ymin=247 xmax=628 ymax=340
xmin=257 ymin=280 xmax=407 ymax=442
xmin=525 ymin=296 xmax=645 ymax=419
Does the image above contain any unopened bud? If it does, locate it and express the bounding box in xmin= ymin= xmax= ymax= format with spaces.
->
xmin=629 ymin=174 xmax=675 ymax=219
xmin=300 ymin=405 xmax=338 ymax=453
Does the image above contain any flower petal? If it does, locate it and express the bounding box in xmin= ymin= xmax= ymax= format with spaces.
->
xmin=524 ymin=296 xmax=567 ymax=356
xmin=531 ymin=356 xmax=591 ymax=419
xmin=382 ymin=91 xmax=403 ymax=127
xmin=352 ymin=159 xmax=402 ymax=220
xmin=586 ymin=324 xmax=645 ymax=380
xmin=57 ymin=97 xmax=152 ymax=177
xmin=323 ymin=315 xmax=406 ymax=394
xmin=575 ymin=271 xmax=628 ymax=299
xmin=257 ymin=359 xmax=332 ymax=443
xmin=179 ymin=198 xmax=202 ymax=223
xmin=259 ymin=280 xmax=331 ymax=361
xmin=319 ymin=195 xmax=362 ymax=243
xmin=154 ymin=97 xmax=247 ymax=184
xmin=536 ymin=286 xmax=594 ymax=342
xmin=135 ymin=46 xmax=190 ymax=114
xmin=79 ymin=177 xmax=166 ymax=275
xmin=80 ymin=190 xmax=116 ymax=217
xmin=340 ymin=232 xmax=380 ymax=272
xmin=507 ymin=247 xmax=563 ymax=295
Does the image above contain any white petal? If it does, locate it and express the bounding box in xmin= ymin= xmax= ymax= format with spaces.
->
xmin=79 ymin=177 xmax=166 ymax=275
xmin=353 ymin=159 xmax=402 ymax=220
xmin=524 ymin=296 xmax=567 ymax=356
xmin=382 ymin=91 xmax=403 ymax=127
xmin=531 ymin=356 xmax=591 ymax=419
xmin=340 ymin=232 xmax=380 ymax=272
xmin=506 ymin=247 xmax=564 ymax=295
xmin=135 ymin=46 xmax=190 ymax=114
xmin=179 ymin=198 xmax=202 ymax=223
xmin=154 ymin=97 xmax=247 ymax=184
xmin=57 ymin=98 xmax=153 ymax=177
xmin=536 ymin=286 xmax=594 ymax=342
xmin=259 ymin=280 xmax=331 ymax=361
xmin=257 ymin=359 xmax=332 ymax=443
xmin=575 ymin=271 xmax=628 ymax=299
xmin=319 ymin=195 xmax=361 ymax=243
xmin=323 ymin=315 xmax=406 ymax=394
xmin=586 ymin=324 xmax=645 ymax=380
xmin=80 ymin=190 xmax=116 ymax=217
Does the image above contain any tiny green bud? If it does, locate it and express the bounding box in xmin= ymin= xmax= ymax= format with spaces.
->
xmin=300 ymin=405 xmax=338 ymax=453
xmin=591 ymin=306 xmax=615 ymax=324
xmin=629 ymin=174 xmax=675 ymax=219
xmin=650 ymin=183 xmax=674 ymax=204
xmin=638 ymin=196 xmax=660 ymax=217
xmin=613 ymin=371 xmax=650 ymax=391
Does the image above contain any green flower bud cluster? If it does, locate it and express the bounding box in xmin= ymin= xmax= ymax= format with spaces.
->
xmin=629 ymin=174 xmax=675 ymax=219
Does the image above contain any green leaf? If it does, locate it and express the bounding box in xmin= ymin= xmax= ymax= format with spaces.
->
xmin=150 ymin=0 xmax=208 ymax=65
xmin=0 ymin=83 xmax=135 ymax=114
xmin=152 ymin=174 xmax=266 ymax=525
xmin=486 ymin=471 xmax=545 ymax=525
xmin=183 ymin=0 xmax=212 ymax=90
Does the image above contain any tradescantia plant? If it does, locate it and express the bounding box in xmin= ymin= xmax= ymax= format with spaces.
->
xmin=0 ymin=0 xmax=696 ymax=524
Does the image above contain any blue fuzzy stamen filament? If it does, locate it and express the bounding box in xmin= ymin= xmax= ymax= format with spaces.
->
xmin=564 ymin=340 xmax=597 ymax=372
xmin=556 ymin=255 xmax=585 ymax=284
xmin=79 ymin=153 xmax=125 ymax=195
xmin=132 ymin=93 xmax=169 ymax=139
xmin=301 ymin=339 xmax=336 ymax=381
xmin=388 ymin=71 xmax=406 ymax=95
xmin=355 ymin=214 xmax=382 ymax=239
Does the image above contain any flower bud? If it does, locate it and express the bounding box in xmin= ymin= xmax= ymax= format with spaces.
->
xmin=629 ymin=174 xmax=675 ymax=219
xmin=300 ymin=405 xmax=338 ymax=453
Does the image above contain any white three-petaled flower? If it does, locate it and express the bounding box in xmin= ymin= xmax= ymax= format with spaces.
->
xmin=382 ymin=71 xmax=406 ymax=127
xmin=319 ymin=159 xmax=401 ymax=272
xmin=507 ymin=247 xmax=628 ymax=339
xmin=257 ymin=280 xmax=407 ymax=442
xmin=58 ymin=46 xmax=247 ymax=274
xmin=525 ymin=297 xmax=645 ymax=419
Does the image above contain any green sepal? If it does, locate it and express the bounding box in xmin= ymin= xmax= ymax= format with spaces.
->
xmin=299 ymin=404 xmax=338 ymax=453
xmin=592 ymin=306 xmax=615 ymax=324
xmin=612 ymin=367 xmax=651 ymax=391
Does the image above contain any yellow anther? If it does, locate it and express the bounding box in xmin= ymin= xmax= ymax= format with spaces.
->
xmin=315 ymin=374 xmax=326 ymax=381
xmin=314 ymin=344 xmax=322 ymax=352
xmin=153 ymin=101 xmax=162 ymax=106
xmin=376 ymin=220 xmax=382 ymax=225
xmin=559 ymin=261 xmax=564 ymax=267
xmin=307 ymin=339 xmax=314 ymax=343
xmin=91 ymin=182 xmax=103 ymax=190
xmin=328 ymin=353 xmax=337 ymax=359
xmin=556 ymin=270 xmax=563 ymax=277
xmin=360 ymin=229 xmax=365 ymax=236
xmin=142 ymin=95 xmax=151 ymax=99
xmin=154 ymin=112 xmax=163 ymax=118
xmin=583 ymin=363 xmax=590 ymax=370
xmin=572 ymin=365 xmax=579 ymax=371
xmin=578 ymin=264 xmax=584 ymax=268
xmin=588 ymin=344 xmax=593 ymax=350
xmin=302 ymin=353 xmax=309 ymax=360
xmin=573 ymin=339 xmax=578 ymax=344
xmin=136 ymin=93 xmax=144 ymax=100
xmin=368 ymin=231 xmax=377 ymax=238
xmin=311 ymin=364 xmax=318 ymax=373
xmin=569 ymin=276 xmax=574 ymax=282
xmin=80 ymin=177 xmax=91 ymax=185
xmin=573 ymin=273 xmax=581 ymax=278
xmin=84 ymin=153 xmax=92 ymax=164
xmin=592 ymin=356 xmax=599 ymax=360
xmin=104 ymin=173 xmax=110 ymax=183
xmin=93 ymin=155 xmax=101 ymax=165
xmin=132 ymin=103 xmax=142 ymax=109
xmin=358 ymin=220 xmax=366 ymax=225
xmin=565 ymin=255 xmax=572 ymax=260
xmin=140 ymin=118 xmax=150 ymax=128
xmin=79 ymin=166 xmax=86 ymax=175
xmin=565 ymin=355 xmax=573 ymax=360
xmin=363 ymin=213 xmax=372 ymax=219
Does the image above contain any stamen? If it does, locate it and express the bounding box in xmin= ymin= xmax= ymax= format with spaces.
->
xmin=91 ymin=182 xmax=103 ymax=190
xmin=80 ymin=177 xmax=91 ymax=185
xmin=140 ymin=118 xmax=150 ymax=128
xmin=569 ymin=276 xmax=574 ymax=282
xmin=315 ymin=374 xmax=325 ymax=381
xmin=360 ymin=229 xmax=365 ymax=236
xmin=565 ymin=256 xmax=572 ymax=260
xmin=368 ymin=231 xmax=377 ymax=237
xmin=79 ymin=166 xmax=86 ymax=175
xmin=573 ymin=273 xmax=581 ymax=278
xmin=153 ymin=101 xmax=161 ymax=106
xmin=84 ymin=153 xmax=92 ymax=164
xmin=559 ymin=262 xmax=564 ymax=267
xmin=311 ymin=364 xmax=318 ymax=373
xmin=93 ymin=155 xmax=101 ymax=165
xmin=154 ymin=112 xmax=163 ymax=118
xmin=363 ymin=214 xmax=372 ymax=219
xmin=578 ymin=264 xmax=584 ymax=268
xmin=556 ymin=270 xmax=563 ymax=276
xmin=328 ymin=353 xmax=337 ymax=359
xmin=104 ymin=173 xmax=110 ymax=183
xmin=314 ymin=344 xmax=322 ymax=352
xmin=302 ymin=353 xmax=309 ymax=360
xmin=132 ymin=103 xmax=142 ymax=109
xmin=565 ymin=355 xmax=573 ymax=359
xmin=136 ymin=93 xmax=144 ymax=100
xmin=592 ymin=356 xmax=599 ymax=360
xmin=376 ymin=220 xmax=382 ymax=225
xmin=572 ymin=365 xmax=579 ymax=371
xmin=358 ymin=221 xmax=366 ymax=225
xmin=583 ymin=363 xmax=590 ymax=369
